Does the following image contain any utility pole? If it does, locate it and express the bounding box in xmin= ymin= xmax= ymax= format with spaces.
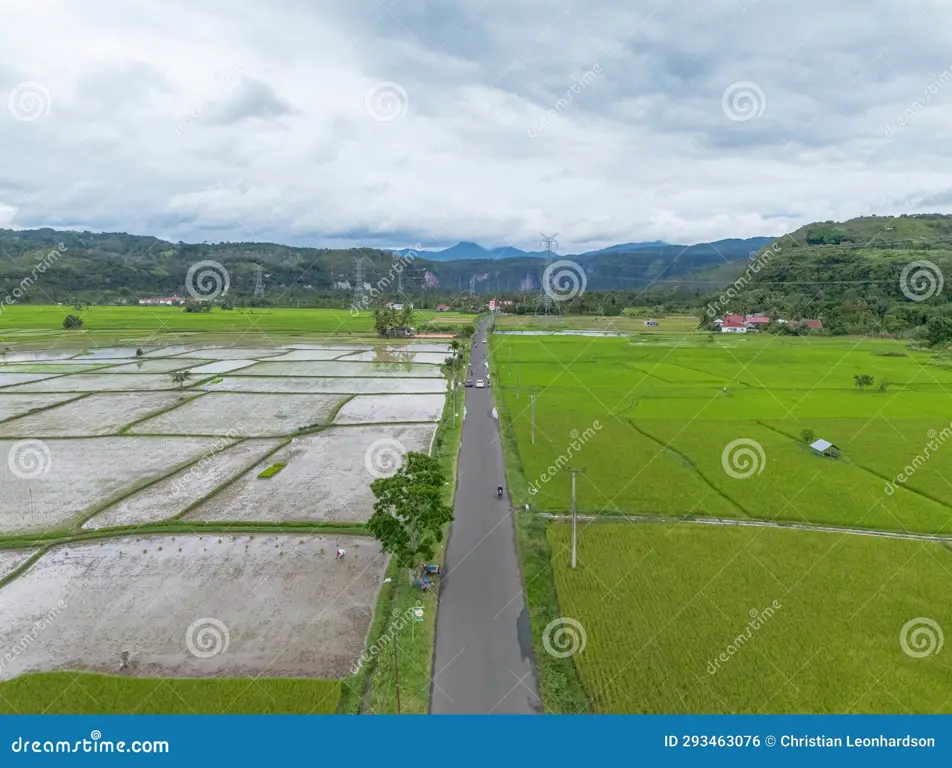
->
xmin=567 ymin=467 xmax=585 ymax=569
xmin=508 ymin=346 xmax=511 ymax=376
xmin=529 ymin=388 xmax=540 ymax=445
xmin=394 ymin=633 xmax=401 ymax=714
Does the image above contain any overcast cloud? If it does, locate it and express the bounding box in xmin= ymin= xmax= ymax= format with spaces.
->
xmin=1 ymin=0 xmax=951 ymax=253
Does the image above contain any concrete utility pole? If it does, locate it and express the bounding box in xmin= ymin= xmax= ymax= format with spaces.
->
xmin=529 ymin=388 xmax=541 ymax=445
xmin=394 ymin=633 xmax=401 ymax=714
xmin=566 ymin=467 xmax=585 ymax=569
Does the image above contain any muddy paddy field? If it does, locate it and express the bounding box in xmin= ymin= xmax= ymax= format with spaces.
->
xmin=0 ymin=339 xmax=451 ymax=698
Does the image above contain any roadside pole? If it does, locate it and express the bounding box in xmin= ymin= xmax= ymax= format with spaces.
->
xmin=567 ymin=467 xmax=585 ymax=569
xmin=394 ymin=634 xmax=401 ymax=714
xmin=530 ymin=391 xmax=536 ymax=445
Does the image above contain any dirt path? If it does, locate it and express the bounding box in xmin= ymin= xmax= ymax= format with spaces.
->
xmin=540 ymin=512 xmax=952 ymax=543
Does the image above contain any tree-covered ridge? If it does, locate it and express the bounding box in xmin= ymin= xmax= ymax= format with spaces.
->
xmin=703 ymin=214 xmax=952 ymax=338
xmin=0 ymin=228 xmax=769 ymax=304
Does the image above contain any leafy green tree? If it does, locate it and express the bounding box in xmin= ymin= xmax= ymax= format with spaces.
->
xmin=398 ymin=304 xmax=415 ymax=327
xmin=367 ymin=452 xmax=453 ymax=571
xmin=853 ymin=374 xmax=874 ymax=392
xmin=170 ymin=370 xmax=191 ymax=389
xmin=801 ymin=429 xmax=815 ymax=444
xmin=879 ymin=378 xmax=891 ymax=393
xmin=135 ymin=347 xmax=144 ymax=357
xmin=62 ymin=314 xmax=83 ymax=330
xmin=926 ymin=316 xmax=952 ymax=346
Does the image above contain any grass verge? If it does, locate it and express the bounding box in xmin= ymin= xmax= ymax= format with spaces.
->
xmin=348 ymin=344 xmax=467 ymax=714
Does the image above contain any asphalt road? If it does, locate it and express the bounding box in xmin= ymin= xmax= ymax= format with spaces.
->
xmin=430 ymin=318 xmax=541 ymax=714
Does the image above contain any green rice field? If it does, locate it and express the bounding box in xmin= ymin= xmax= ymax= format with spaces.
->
xmin=491 ymin=323 xmax=952 ymax=714
xmin=0 ymin=673 xmax=340 ymax=714
xmin=492 ymin=331 xmax=952 ymax=534
xmin=546 ymin=523 xmax=952 ymax=714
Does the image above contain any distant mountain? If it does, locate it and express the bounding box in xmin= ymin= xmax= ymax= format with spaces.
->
xmin=394 ymin=237 xmax=774 ymax=262
xmin=580 ymin=240 xmax=670 ymax=256
xmin=392 ymin=241 xmax=547 ymax=261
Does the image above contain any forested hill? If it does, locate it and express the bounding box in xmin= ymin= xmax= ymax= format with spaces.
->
xmin=0 ymin=228 xmax=771 ymax=302
xmin=711 ymin=213 xmax=952 ymax=335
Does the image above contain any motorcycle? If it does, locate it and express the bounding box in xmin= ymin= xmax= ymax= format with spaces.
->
xmin=496 ymin=485 xmax=504 ymax=500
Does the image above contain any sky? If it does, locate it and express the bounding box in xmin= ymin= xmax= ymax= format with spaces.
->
xmin=1 ymin=0 xmax=951 ymax=254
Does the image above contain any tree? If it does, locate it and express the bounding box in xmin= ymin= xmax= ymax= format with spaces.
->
xmin=170 ymin=370 xmax=191 ymax=389
xmin=398 ymin=304 xmax=415 ymax=327
xmin=62 ymin=314 xmax=83 ymax=330
xmin=801 ymin=428 xmax=815 ymax=444
xmin=879 ymin=378 xmax=891 ymax=393
xmin=367 ymin=452 xmax=453 ymax=571
xmin=135 ymin=347 xmax=144 ymax=357
xmin=449 ymin=338 xmax=463 ymax=359
xmin=853 ymin=374 xmax=874 ymax=392
xmin=926 ymin=316 xmax=952 ymax=347
xmin=373 ymin=307 xmax=397 ymax=337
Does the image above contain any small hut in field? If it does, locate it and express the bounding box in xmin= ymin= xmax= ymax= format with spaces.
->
xmin=809 ymin=438 xmax=840 ymax=458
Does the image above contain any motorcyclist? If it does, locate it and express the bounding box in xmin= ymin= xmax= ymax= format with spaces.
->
xmin=497 ymin=484 xmax=503 ymax=498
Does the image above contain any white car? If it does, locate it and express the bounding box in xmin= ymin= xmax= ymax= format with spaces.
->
xmin=475 ymin=379 xmax=485 ymax=388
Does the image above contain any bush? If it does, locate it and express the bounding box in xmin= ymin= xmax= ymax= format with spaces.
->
xmin=62 ymin=314 xmax=83 ymax=330
xmin=801 ymin=429 xmax=815 ymax=444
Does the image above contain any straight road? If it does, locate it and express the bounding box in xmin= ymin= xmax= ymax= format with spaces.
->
xmin=430 ymin=318 xmax=540 ymax=714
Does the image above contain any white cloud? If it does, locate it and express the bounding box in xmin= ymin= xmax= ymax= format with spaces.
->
xmin=1 ymin=0 xmax=951 ymax=252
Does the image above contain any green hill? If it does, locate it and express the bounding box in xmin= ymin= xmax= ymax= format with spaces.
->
xmin=702 ymin=214 xmax=952 ymax=337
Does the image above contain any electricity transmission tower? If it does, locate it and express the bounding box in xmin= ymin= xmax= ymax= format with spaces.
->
xmin=253 ymin=265 xmax=265 ymax=298
xmin=538 ymin=232 xmax=558 ymax=316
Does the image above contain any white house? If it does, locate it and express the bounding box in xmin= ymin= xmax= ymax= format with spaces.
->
xmin=719 ymin=322 xmax=747 ymax=334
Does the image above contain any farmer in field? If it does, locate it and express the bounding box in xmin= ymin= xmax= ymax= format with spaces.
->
xmin=336 ymin=547 xmax=345 ymax=559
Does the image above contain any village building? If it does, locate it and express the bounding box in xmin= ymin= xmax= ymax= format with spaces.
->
xmin=137 ymin=295 xmax=184 ymax=306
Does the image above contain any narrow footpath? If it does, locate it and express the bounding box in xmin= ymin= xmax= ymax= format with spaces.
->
xmin=430 ymin=318 xmax=540 ymax=714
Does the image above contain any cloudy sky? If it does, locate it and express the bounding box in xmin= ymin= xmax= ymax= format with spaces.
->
xmin=1 ymin=0 xmax=951 ymax=253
